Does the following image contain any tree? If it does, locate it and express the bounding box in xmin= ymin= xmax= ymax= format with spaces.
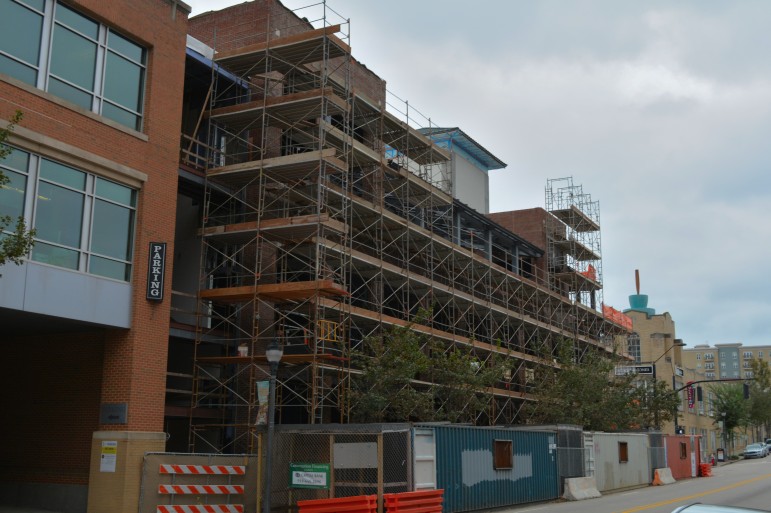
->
xmin=748 ymin=358 xmax=771 ymax=440
xmin=428 ymin=340 xmax=507 ymax=424
xmin=348 ymin=321 xmax=434 ymax=423
xmin=710 ymin=383 xmax=749 ymax=454
xmin=527 ymin=343 xmax=680 ymax=431
xmin=1 ymin=111 xmax=35 ymax=266
xmin=349 ymin=310 xmax=507 ymax=424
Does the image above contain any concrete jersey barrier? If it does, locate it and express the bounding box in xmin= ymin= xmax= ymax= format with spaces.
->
xmin=563 ymin=477 xmax=602 ymax=501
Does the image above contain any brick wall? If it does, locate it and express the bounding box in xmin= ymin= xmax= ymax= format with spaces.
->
xmin=189 ymin=0 xmax=387 ymax=105
xmin=0 ymin=0 xmax=189 ymax=499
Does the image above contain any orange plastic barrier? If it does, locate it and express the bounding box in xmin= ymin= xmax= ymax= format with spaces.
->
xmin=602 ymin=303 xmax=633 ymax=330
xmin=384 ymin=489 xmax=443 ymax=513
xmin=297 ymin=494 xmax=377 ymax=513
xmin=699 ymin=463 xmax=712 ymax=477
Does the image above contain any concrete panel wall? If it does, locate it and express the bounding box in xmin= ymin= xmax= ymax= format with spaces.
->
xmin=588 ymin=432 xmax=650 ymax=492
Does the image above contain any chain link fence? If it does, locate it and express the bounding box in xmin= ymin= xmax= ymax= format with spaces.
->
xmin=648 ymin=432 xmax=666 ymax=479
xmin=268 ymin=424 xmax=412 ymax=511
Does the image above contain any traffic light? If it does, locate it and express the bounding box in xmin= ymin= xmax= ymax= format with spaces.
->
xmin=743 ymin=382 xmax=750 ymax=399
xmin=696 ymin=386 xmax=703 ymax=401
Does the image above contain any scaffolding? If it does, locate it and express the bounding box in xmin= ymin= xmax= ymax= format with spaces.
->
xmin=186 ymin=1 xmax=630 ymax=453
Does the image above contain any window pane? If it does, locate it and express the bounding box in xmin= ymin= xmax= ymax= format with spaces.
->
xmin=0 ymin=169 xmax=26 ymax=220
xmin=96 ymin=178 xmax=135 ymax=207
xmin=104 ymin=52 xmax=143 ymax=112
xmin=1 ymin=146 xmax=30 ymax=173
xmin=48 ymin=76 xmax=93 ymax=110
xmin=101 ymin=102 xmax=140 ymax=130
xmin=108 ymin=31 xmax=144 ymax=64
xmin=18 ymin=0 xmax=45 ymax=10
xmin=91 ymin=199 xmax=133 ymax=260
xmin=31 ymin=241 xmax=79 ymax=269
xmin=35 ymin=181 xmax=84 ymax=248
xmin=0 ymin=54 xmax=37 ymax=85
xmin=54 ymin=3 xmax=98 ymax=39
xmin=39 ymin=159 xmax=86 ymax=189
xmin=50 ymin=25 xmax=96 ymax=92
xmin=0 ymin=0 xmax=43 ymax=66
xmin=90 ymin=255 xmax=129 ymax=281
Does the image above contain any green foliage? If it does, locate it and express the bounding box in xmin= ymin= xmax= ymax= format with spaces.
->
xmin=748 ymin=359 xmax=771 ymax=436
xmin=527 ymin=344 xmax=680 ymax=431
xmin=1 ymin=110 xmax=35 ymax=266
xmin=349 ymin=310 xmax=507 ymax=424
xmin=348 ymin=321 xmax=434 ymax=423
xmin=710 ymin=383 xmax=748 ymax=434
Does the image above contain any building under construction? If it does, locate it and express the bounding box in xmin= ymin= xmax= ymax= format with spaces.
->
xmin=170 ymin=0 xmax=632 ymax=454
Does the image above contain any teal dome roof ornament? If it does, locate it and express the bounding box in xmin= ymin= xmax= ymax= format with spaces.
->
xmin=624 ymin=269 xmax=656 ymax=315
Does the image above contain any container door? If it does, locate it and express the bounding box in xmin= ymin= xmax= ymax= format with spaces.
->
xmin=584 ymin=433 xmax=595 ymax=477
xmin=413 ymin=428 xmax=437 ymax=490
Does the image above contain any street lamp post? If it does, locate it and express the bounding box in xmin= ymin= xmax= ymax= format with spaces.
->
xmin=650 ymin=339 xmax=685 ymax=430
xmin=262 ymin=339 xmax=283 ymax=513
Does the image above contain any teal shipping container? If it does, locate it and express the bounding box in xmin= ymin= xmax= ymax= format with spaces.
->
xmin=426 ymin=425 xmax=559 ymax=512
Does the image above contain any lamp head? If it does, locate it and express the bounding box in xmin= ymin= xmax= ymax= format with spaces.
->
xmin=265 ymin=339 xmax=283 ymax=364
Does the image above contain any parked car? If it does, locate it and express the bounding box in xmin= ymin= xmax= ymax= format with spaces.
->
xmin=743 ymin=443 xmax=765 ymax=459
xmin=673 ymin=504 xmax=769 ymax=513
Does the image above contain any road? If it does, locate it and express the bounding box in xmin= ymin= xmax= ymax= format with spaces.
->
xmin=490 ymin=457 xmax=771 ymax=513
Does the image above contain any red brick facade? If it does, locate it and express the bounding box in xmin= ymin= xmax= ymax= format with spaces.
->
xmin=0 ymin=0 xmax=188 ymax=497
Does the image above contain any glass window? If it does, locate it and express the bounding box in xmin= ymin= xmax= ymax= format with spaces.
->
xmin=1 ymin=0 xmax=146 ymax=129
xmin=108 ymin=31 xmax=143 ymax=63
xmin=0 ymin=0 xmax=43 ymax=85
xmin=627 ymin=333 xmax=641 ymax=363
xmin=0 ymin=169 xmax=27 ymax=220
xmin=96 ymin=177 xmax=135 ymax=206
xmin=91 ymin=198 xmax=133 ymax=260
xmin=32 ymin=240 xmax=79 ymax=269
xmin=54 ymin=3 xmax=98 ymax=39
xmin=9 ymin=150 xmax=138 ymax=280
xmin=104 ymin=52 xmax=143 ymax=111
xmin=39 ymin=158 xmax=86 ymax=189
xmin=34 ymin=180 xmax=84 ymax=248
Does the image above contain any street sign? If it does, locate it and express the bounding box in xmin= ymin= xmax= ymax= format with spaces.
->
xmin=615 ymin=365 xmax=654 ymax=376
xmin=289 ymin=463 xmax=330 ymax=489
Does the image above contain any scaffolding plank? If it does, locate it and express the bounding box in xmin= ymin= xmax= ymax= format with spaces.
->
xmin=200 ymin=279 xmax=348 ymax=303
xmin=381 ymin=110 xmax=451 ymax=165
xmin=550 ymin=205 xmax=600 ymax=232
xmin=553 ymin=269 xmax=602 ymax=291
xmin=202 ymin=213 xmax=348 ymax=243
xmin=215 ymin=25 xmax=349 ymax=75
xmin=196 ymin=353 xmax=346 ymax=365
xmin=206 ymin=149 xmax=346 ymax=185
xmin=321 ymin=120 xmax=382 ymax=165
xmin=550 ymin=235 xmax=600 ymax=261
xmin=208 ymin=88 xmax=349 ymax=131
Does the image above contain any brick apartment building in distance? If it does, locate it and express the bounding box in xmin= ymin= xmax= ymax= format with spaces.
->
xmin=0 ymin=0 xmax=189 ymax=511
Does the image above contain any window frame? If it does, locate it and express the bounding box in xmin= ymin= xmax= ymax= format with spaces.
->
xmin=4 ymin=144 xmax=137 ymax=281
xmin=1 ymin=0 xmax=146 ymax=130
xmin=493 ymin=440 xmax=513 ymax=470
xmin=618 ymin=442 xmax=629 ymax=463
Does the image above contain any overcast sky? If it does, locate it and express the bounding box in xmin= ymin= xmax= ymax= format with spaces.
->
xmin=187 ymin=0 xmax=771 ymax=348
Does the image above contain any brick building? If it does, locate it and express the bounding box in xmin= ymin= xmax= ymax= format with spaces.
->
xmin=0 ymin=0 xmax=189 ymax=511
